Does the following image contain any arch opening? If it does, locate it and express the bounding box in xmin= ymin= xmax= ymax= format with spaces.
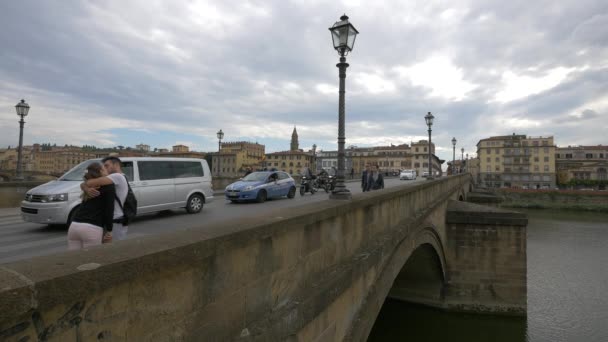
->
xmin=387 ymin=243 xmax=445 ymax=307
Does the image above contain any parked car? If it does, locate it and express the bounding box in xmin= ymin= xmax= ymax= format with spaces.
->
xmin=21 ymin=157 xmax=214 ymax=225
xmin=399 ymin=170 xmax=417 ymax=180
xmin=422 ymin=171 xmax=430 ymax=178
xmin=225 ymin=171 xmax=296 ymax=203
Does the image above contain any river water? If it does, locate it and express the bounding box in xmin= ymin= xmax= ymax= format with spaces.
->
xmin=368 ymin=209 xmax=608 ymax=342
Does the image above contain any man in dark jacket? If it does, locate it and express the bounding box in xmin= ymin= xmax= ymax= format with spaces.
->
xmin=366 ymin=165 xmax=384 ymax=191
xmin=361 ymin=164 xmax=371 ymax=192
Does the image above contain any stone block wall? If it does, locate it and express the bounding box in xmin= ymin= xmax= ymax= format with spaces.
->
xmin=444 ymin=200 xmax=527 ymax=315
xmin=0 ymin=175 xmax=471 ymax=341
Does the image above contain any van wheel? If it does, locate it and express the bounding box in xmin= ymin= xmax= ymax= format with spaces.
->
xmin=67 ymin=205 xmax=80 ymax=227
xmin=287 ymin=186 xmax=296 ymax=199
xmin=256 ymin=190 xmax=267 ymax=203
xmin=186 ymin=194 xmax=204 ymax=214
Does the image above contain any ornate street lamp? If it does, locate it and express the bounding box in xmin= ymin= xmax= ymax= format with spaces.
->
xmin=425 ymin=112 xmax=434 ymax=180
xmin=465 ymin=153 xmax=469 ymax=172
xmin=460 ymin=147 xmax=464 ymax=173
xmin=216 ymin=129 xmax=224 ymax=177
xmin=329 ymin=14 xmax=358 ymax=200
xmin=451 ymin=137 xmax=456 ymax=176
xmin=15 ymin=99 xmax=30 ymax=181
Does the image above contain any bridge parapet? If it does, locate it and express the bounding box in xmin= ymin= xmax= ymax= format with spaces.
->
xmin=0 ymin=175 xmax=474 ymax=341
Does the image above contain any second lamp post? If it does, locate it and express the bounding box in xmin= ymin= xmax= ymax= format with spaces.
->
xmin=15 ymin=99 xmax=30 ymax=181
xmin=328 ymin=14 xmax=358 ymax=200
xmin=216 ymin=129 xmax=224 ymax=177
xmin=451 ymin=137 xmax=457 ymax=176
xmin=425 ymin=112 xmax=434 ymax=180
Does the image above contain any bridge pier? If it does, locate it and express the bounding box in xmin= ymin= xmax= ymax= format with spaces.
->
xmin=443 ymin=200 xmax=527 ymax=315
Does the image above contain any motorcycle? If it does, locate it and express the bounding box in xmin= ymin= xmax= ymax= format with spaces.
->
xmin=327 ymin=175 xmax=336 ymax=192
xmin=300 ymin=175 xmax=317 ymax=196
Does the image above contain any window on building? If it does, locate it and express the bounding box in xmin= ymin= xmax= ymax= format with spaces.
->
xmin=543 ymin=147 xmax=549 ymax=154
xmin=542 ymin=140 xmax=548 ymax=146
xmin=415 ymin=148 xmax=419 ymax=152
xmin=586 ymin=153 xmax=593 ymax=159
xmin=544 ymin=165 xmax=549 ymax=172
xmin=534 ymin=157 xmax=539 ymax=162
xmin=424 ymin=147 xmax=427 ymax=152
xmin=486 ymin=165 xmax=491 ymax=172
xmin=495 ymin=157 xmax=500 ymax=162
xmin=534 ymin=165 xmax=539 ymax=171
xmin=495 ymin=166 xmax=500 ymax=171
xmin=544 ymin=156 xmax=549 ymax=162
xmin=505 ymin=167 xmax=512 ymax=172
xmin=486 ymin=157 xmax=491 ymax=162
xmin=533 ymin=141 xmax=539 ymax=146
xmin=566 ymin=154 xmax=572 ymax=159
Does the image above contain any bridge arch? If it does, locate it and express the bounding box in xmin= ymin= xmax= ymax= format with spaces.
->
xmin=387 ymin=226 xmax=447 ymax=307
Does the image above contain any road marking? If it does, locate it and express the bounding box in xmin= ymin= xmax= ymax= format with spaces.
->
xmin=0 ymin=223 xmax=48 ymax=237
xmin=0 ymin=236 xmax=67 ymax=254
xmin=0 ymin=218 xmax=27 ymax=226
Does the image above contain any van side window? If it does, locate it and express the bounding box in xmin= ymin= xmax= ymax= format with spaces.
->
xmin=139 ymin=161 xmax=173 ymax=180
xmin=122 ymin=162 xmax=134 ymax=181
xmin=173 ymin=162 xmax=204 ymax=178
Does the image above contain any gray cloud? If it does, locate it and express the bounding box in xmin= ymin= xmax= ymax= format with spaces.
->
xmin=0 ymin=0 xmax=607 ymax=163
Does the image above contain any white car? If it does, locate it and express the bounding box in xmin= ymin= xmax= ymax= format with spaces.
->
xmin=400 ymin=170 xmax=417 ymax=180
xmin=21 ymin=157 xmax=214 ymax=225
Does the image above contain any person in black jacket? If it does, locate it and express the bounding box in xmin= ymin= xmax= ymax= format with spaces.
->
xmin=361 ymin=164 xmax=371 ymax=192
xmin=67 ymin=162 xmax=115 ymax=250
xmin=366 ymin=164 xmax=385 ymax=191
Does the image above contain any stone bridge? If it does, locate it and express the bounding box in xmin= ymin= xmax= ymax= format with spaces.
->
xmin=0 ymin=174 xmax=527 ymax=341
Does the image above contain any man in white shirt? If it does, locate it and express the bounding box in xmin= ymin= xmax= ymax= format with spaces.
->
xmin=81 ymin=156 xmax=129 ymax=241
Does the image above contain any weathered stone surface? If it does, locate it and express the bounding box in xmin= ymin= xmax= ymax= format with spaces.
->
xmin=0 ymin=175 xmax=522 ymax=342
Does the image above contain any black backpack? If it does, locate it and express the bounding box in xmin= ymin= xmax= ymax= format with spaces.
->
xmin=114 ymin=174 xmax=138 ymax=225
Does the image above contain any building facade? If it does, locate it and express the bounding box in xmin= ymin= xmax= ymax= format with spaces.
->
xmin=477 ymin=134 xmax=556 ymax=189
xmin=411 ymin=140 xmax=442 ymax=176
xmin=555 ymin=145 xmax=608 ymax=188
xmin=212 ymin=141 xmax=266 ymax=177
xmin=264 ymin=150 xmax=315 ymax=175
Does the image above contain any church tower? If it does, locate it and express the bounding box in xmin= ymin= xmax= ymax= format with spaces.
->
xmin=290 ymin=126 xmax=299 ymax=151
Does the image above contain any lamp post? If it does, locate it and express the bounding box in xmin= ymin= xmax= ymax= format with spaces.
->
xmin=424 ymin=112 xmax=434 ymax=180
xmin=451 ymin=137 xmax=456 ymax=176
xmin=328 ymin=14 xmax=358 ymax=200
xmin=465 ymin=153 xmax=469 ymax=172
xmin=216 ymin=129 xmax=224 ymax=177
xmin=15 ymin=99 xmax=30 ymax=181
xmin=460 ymin=147 xmax=464 ymax=174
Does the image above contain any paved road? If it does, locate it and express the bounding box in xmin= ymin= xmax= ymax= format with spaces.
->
xmin=0 ymin=177 xmax=426 ymax=264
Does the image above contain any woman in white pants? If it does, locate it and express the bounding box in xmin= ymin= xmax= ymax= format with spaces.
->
xmin=67 ymin=162 xmax=115 ymax=250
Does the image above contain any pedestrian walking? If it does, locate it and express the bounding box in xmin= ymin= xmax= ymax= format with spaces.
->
xmin=366 ymin=165 xmax=385 ymax=191
xmin=81 ymin=156 xmax=130 ymax=240
xmin=350 ymin=167 xmax=355 ymax=179
xmin=67 ymin=162 xmax=114 ymax=250
xmin=361 ymin=164 xmax=371 ymax=192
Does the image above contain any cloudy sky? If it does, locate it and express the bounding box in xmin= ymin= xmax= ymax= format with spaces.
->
xmin=1 ymin=0 xmax=607 ymax=163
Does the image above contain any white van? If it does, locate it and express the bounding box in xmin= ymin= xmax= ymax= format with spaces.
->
xmin=21 ymin=157 xmax=214 ymax=225
xmin=399 ymin=169 xmax=417 ymax=180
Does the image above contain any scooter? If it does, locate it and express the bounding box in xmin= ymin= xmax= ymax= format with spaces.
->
xmin=300 ymin=176 xmax=317 ymax=196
